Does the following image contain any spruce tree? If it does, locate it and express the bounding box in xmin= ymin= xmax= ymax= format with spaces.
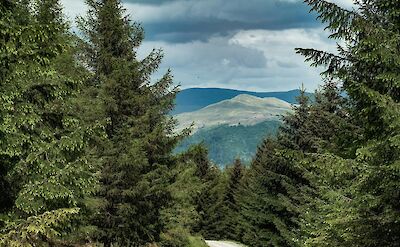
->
xmin=296 ymin=0 xmax=400 ymax=245
xmin=0 ymin=0 xmax=98 ymax=245
xmin=234 ymin=83 xmax=351 ymax=246
xmin=279 ymin=86 xmax=312 ymax=152
xmin=218 ymin=159 xmax=244 ymax=240
xmin=78 ymin=0 xmax=181 ymax=245
xmin=237 ymin=88 xmax=317 ymax=246
xmin=236 ymin=137 xmax=307 ymax=247
xmin=184 ymin=143 xmax=211 ymax=179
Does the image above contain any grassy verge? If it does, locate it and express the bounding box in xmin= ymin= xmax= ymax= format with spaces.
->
xmin=188 ymin=236 xmax=208 ymax=247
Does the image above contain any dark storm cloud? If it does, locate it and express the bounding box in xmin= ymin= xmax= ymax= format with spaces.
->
xmin=124 ymin=0 xmax=319 ymax=43
xmin=61 ymin=0 xmax=346 ymax=91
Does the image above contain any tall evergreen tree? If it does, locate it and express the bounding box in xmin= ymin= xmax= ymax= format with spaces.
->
xmin=0 ymin=0 xmax=98 ymax=245
xmin=236 ymin=137 xmax=307 ymax=247
xmin=235 ymin=83 xmax=351 ymax=246
xmin=217 ymin=159 xmax=244 ymax=240
xmin=297 ymin=0 xmax=400 ymax=245
xmin=279 ymin=85 xmax=312 ymax=151
xmin=78 ymin=0 xmax=181 ymax=245
xmin=184 ymin=143 xmax=211 ymax=179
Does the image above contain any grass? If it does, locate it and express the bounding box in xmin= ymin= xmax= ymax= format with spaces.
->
xmin=188 ymin=236 xmax=208 ymax=247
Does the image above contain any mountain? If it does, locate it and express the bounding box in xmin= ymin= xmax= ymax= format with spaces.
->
xmin=172 ymin=87 xmax=311 ymax=114
xmin=174 ymin=94 xmax=293 ymax=166
xmin=175 ymin=94 xmax=292 ymax=133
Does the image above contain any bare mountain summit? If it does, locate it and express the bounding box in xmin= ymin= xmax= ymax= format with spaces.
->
xmin=175 ymin=94 xmax=292 ymax=133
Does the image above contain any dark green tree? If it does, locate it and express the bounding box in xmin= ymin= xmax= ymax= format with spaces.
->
xmin=78 ymin=0 xmax=181 ymax=245
xmin=236 ymin=138 xmax=307 ymax=247
xmin=217 ymin=159 xmax=244 ymax=240
xmin=279 ymin=85 xmax=312 ymax=151
xmin=183 ymin=143 xmax=211 ymax=179
xmin=296 ymin=0 xmax=400 ymax=246
xmin=233 ymin=88 xmax=312 ymax=246
xmin=235 ymin=83 xmax=351 ymax=246
xmin=0 ymin=0 xmax=98 ymax=245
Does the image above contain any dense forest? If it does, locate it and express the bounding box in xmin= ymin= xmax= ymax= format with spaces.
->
xmin=0 ymin=0 xmax=399 ymax=247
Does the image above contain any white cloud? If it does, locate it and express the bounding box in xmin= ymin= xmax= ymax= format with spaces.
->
xmin=60 ymin=0 xmax=340 ymax=92
xmin=139 ymin=28 xmax=337 ymax=92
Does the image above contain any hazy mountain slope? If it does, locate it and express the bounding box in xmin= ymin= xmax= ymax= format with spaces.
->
xmin=172 ymin=88 xmax=311 ymax=114
xmin=175 ymin=120 xmax=281 ymax=167
xmin=175 ymin=94 xmax=292 ymax=133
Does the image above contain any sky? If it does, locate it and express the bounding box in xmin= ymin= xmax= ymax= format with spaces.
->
xmin=61 ymin=0 xmax=354 ymax=92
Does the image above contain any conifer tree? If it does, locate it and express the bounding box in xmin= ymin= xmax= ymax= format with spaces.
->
xmin=193 ymin=158 xmax=244 ymax=240
xmin=159 ymin=151 xmax=209 ymax=247
xmin=234 ymin=83 xmax=350 ymax=246
xmin=78 ymin=0 xmax=181 ymax=245
xmin=236 ymin=137 xmax=307 ymax=247
xmin=236 ymin=87 xmax=320 ymax=246
xmin=184 ymin=143 xmax=211 ymax=179
xmin=296 ymin=0 xmax=400 ymax=245
xmin=279 ymin=86 xmax=312 ymax=151
xmin=218 ymin=159 xmax=244 ymax=240
xmin=194 ymin=168 xmax=226 ymax=240
xmin=0 ymin=0 xmax=98 ymax=245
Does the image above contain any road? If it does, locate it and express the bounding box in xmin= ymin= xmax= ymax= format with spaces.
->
xmin=205 ymin=240 xmax=244 ymax=247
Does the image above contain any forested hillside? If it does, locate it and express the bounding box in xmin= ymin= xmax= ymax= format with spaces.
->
xmin=175 ymin=120 xmax=281 ymax=166
xmin=1 ymin=0 xmax=399 ymax=247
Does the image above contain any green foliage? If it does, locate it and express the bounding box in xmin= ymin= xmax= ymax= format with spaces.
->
xmin=192 ymin=158 xmax=245 ymax=242
xmin=0 ymin=208 xmax=79 ymax=247
xmin=3 ymin=0 xmax=399 ymax=246
xmin=159 ymin=228 xmax=191 ymax=247
xmin=176 ymin=120 xmax=281 ymax=166
xmin=181 ymin=144 xmax=211 ymax=179
xmin=296 ymin=0 xmax=400 ymax=246
xmin=194 ymin=170 xmax=227 ymax=240
xmin=78 ymin=0 xmax=183 ymax=245
xmin=212 ymin=159 xmax=244 ymax=240
xmin=160 ymin=145 xmax=220 ymax=247
xmin=233 ymin=83 xmax=351 ymax=247
xmin=0 ymin=1 xmax=99 ymax=245
xmin=237 ymin=139 xmax=306 ymax=247
xmin=162 ymin=163 xmax=202 ymax=231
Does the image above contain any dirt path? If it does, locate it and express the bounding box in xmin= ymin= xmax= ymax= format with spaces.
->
xmin=205 ymin=240 xmax=244 ymax=247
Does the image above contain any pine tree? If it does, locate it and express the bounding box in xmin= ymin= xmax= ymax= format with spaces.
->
xmin=0 ymin=0 xmax=98 ymax=245
xmin=236 ymin=138 xmax=307 ymax=247
xmin=192 ymin=158 xmax=244 ymax=240
xmin=186 ymin=144 xmax=224 ymax=239
xmin=159 ymin=152 xmax=208 ymax=247
xmin=235 ymin=83 xmax=352 ymax=246
xmin=184 ymin=143 xmax=211 ymax=179
xmin=219 ymin=159 xmax=244 ymax=240
xmin=279 ymin=85 xmax=312 ymax=152
xmin=194 ymin=167 xmax=226 ymax=240
xmin=78 ymin=0 xmax=181 ymax=245
xmin=296 ymin=0 xmax=400 ymax=245
xmin=234 ymin=88 xmax=313 ymax=247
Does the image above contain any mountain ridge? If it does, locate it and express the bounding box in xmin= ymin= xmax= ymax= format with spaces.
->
xmin=172 ymin=87 xmax=312 ymax=114
xmin=175 ymin=94 xmax=292 ymax=133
